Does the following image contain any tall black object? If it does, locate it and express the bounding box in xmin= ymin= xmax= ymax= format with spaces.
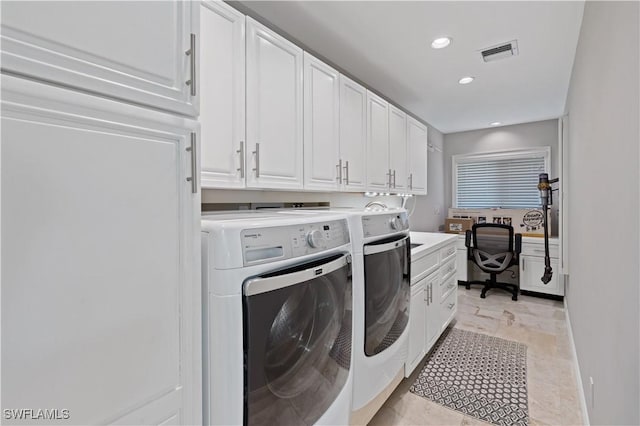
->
xmin=464 ymin=224 xmax=522 ymax=301
xmin=537 ymin=173 xmax=559 ymax=284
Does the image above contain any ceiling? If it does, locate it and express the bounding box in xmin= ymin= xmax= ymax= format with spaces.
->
xmin=236 ymin=1 xmax=585 ymax=134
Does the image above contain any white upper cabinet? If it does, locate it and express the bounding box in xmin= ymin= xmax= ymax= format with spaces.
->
xmin=304 ymin=52 xmax=340 ymax=191
xmin=200 ymin=1 xmax=245 ymax=189
xmin=0 ymin=1 xmax=199 ymax=116
xmin=1 ymin=75 xmax=200 ymax=425
xmin=339 ymin=75 xmax=367 ymax=192
xmin=389 ymin=105 xmax=408 ymax=192
xmin=366 ymin=91 xmax=391 ymax=191
xmin=246 ymin=17 xmax=304 ymax=190
xmin=407 ymin=116 xmax=429 ymax=195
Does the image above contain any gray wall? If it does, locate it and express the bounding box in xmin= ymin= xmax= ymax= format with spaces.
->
xmin=409 ymin=125 xmax=445 ymax=232
xmin=443 ymin=119 xmax=559 ymax=233
xmin=564 ymin=2 xmax=639 ymax=424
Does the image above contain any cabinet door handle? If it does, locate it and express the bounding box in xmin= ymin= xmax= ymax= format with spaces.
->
xmin=185 ymin=132 xmax=198 ymax=193
xmin=343 ymin=161 xmax=349 ymax=185
xmin=185 ymin=33 xmax=196 ymax=96
xmin=408 ymin=173 xmax=413 ymax=190
xmin=393 ymin=169 xmax=397 ymax=188
xmin=236 ymin=141 xmax=245 ymax=178
xmin=252 ymin=143 xmax=260 ymax=178
xmin=448 ymin=302 xmax=455 ymax=310
xmin=429 ymin=283 xmax=433 ymax=304
xmin=522 ymin=257 xmax=525 ymax=271
xmin=336 ymin=159 xmax=342 ymax=184
xmin=387 ymin=169 xmax=392 ymax=188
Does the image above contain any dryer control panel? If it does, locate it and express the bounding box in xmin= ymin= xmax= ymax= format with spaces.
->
xmin=241 ymin=219 xmax=349 ymax=266
xmin=362 ymin=212 xmax=409 ymax=238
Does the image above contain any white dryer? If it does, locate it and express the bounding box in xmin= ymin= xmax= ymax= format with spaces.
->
xmin=201 ymin=212 xmax=354 ymax=425
xmin=278 ymin=208 xmax=411 ymax=413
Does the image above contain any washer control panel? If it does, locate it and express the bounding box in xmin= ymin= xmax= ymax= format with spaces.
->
xmin=362 ymin=212 xmax=409 ymax=238
xmin=241 ymin=219 xmax=349 ymax=265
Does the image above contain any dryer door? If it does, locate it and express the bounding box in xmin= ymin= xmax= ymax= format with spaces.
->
xmin=243 ymin=253 xmax=352 ymax=425
xmin=363 ymin=235 xmax=410 ymax=356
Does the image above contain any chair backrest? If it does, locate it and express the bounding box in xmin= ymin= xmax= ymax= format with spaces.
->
xmin=470 ymin=224 xmax=515 ymax=273
xmin=472 ymin=223 xmax=514 ymax=254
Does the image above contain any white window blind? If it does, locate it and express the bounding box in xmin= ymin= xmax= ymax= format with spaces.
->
xmin=454 ymin=149 xmax=549 ymax=209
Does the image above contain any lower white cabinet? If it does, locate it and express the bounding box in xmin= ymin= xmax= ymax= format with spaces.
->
xmin=425 ymin=271 xmax=442 ymax=350
xmin=1 ymin=75 xmax=201 ymax=425
xmin=520 ymin=255 xmax=563 ymax=296
xmin=405 ymin=236 xmax=457 ymax=377
xmin=406 ymin=279 xmax=427 ymax=375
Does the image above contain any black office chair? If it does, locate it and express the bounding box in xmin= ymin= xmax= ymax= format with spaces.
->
xmin=464 ymin=224 xmax=522 ymax=301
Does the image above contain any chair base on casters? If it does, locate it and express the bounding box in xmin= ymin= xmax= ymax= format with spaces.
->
xmin=466 ymin=277 xmax=519 ymax=301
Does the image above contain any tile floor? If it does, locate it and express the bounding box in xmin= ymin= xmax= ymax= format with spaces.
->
xmin=368 ymin=286 xmax=585 ymax=426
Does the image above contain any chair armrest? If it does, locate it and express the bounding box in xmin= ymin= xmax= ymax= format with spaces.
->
xmin=465 ymin=230 xmax=472 ymax=248
xmin=514 ymin=233 xmax=522 ymax=254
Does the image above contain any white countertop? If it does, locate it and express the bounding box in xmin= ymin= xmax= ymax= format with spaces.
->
xmin=410 ymin=231 xmax=458 ymax=258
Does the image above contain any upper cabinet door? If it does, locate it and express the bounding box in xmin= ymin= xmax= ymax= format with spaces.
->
xmin=246 ymin=17 xmax=303 ymax=190
xmin=303 ymin=53 xmax=340 ymax=191
xmin=366 ymin=91 xmax=390 ymax=191
xmin=1 ymin=1 xmax=199 ymax=116
xmin=339 ymin=75 xmax=367 ymax=192
xmin=407 ymin=116 xmax=428 ymax=195
xmin=200 ymin=1 xmax=245 ymax=189
xmin=389 ymin=105 xmax=408 ymax=192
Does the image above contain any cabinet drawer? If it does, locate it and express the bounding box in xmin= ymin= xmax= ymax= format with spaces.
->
xmin=521 ymin=242 xmax=559 ymax=258
xmin=440 ymin=275 xmax=457 ymax=301
xmin=412 ymin=250 xmax=439 ymax=282
xmin=440 ymin=287 xmax=457 ymax=331
xmin=440 ymin=257 xmax=456 ymax=282
xmin=440 ymin=243 xmax=457 ymax=263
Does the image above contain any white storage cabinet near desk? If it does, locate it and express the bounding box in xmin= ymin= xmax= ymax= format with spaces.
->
xmin=455 ymin=234 xmax=563 ymax=296
xmin=405 ymin=232 xmax=458 ymax=376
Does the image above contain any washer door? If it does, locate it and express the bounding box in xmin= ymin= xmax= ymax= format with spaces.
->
xmin=363 ymin=235 xmax=410 ymax=356
xmin=243 ymin=254 xmax=352 ymax=425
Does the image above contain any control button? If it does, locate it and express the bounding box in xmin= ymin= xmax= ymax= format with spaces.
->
xmin=306 ymin=229 xmax=324 ymax=248
xmin=389 ymin=216 xmax=401 ymax=230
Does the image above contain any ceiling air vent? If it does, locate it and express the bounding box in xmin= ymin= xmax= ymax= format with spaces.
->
xmin=481 ymin=40 xmax=519 ymax=62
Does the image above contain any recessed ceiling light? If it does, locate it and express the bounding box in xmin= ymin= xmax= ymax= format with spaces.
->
xmin=458 ymin=76 xmax=474 ymax=85
xmin=490 ymin=121 xmax=502 ymax=126
xmin=431 ymin=37 xmax=451 ymax=49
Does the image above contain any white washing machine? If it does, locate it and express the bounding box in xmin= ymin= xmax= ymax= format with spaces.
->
xmin=279 ymin=208 xmax=411 ymax=412
xmin=201 ymin=212 xmax=354 ymax=425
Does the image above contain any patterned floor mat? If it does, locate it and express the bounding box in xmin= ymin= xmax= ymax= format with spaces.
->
xmin=410 ymin=327 xmax=529 ymax=426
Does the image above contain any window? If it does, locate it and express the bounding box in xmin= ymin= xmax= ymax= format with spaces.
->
xmin=452 ymin=148 xmax=550 ymax=209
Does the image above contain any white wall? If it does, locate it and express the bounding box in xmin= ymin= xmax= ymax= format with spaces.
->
xmin=443 ymin=119 xmax=560 ymax=233
xmin=410 ymin=125 xmax=446 ymax=232
xmin=564 ymin=2 xmax=639 ymax=424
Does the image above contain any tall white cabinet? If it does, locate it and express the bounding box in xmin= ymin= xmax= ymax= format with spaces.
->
xmin=303 ymin=52 xmax=341 ymax=191
xmin=246 ymin=17 xmax=304 ymax=190
xmin=389 ymin=105 xmax=408 ymax=192
xmin=199 ymin=0 xmax=246 ymax=189
xmin=1 ymin=3 xmax=201 ymax=424
xmin=407 ymin=116 xmax=429 ymax=194
xmin=339 ymin=75 xmax=368 ymax=192
xmin=366 ymin=91 xmax=391 ymax=191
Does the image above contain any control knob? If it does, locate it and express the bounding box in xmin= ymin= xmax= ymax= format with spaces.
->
xmin=306 ymin=229 xmax=324 ymax=248
xmin=389 ymin=216 xmax=402 ymax=230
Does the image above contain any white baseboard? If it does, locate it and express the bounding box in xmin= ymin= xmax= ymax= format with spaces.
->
xmin=564 ymin=297 xmax=590 ymax=425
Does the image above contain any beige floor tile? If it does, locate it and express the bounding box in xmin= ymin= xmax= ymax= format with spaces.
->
xmin=366 ymin=288 xmax=584 ymax=426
